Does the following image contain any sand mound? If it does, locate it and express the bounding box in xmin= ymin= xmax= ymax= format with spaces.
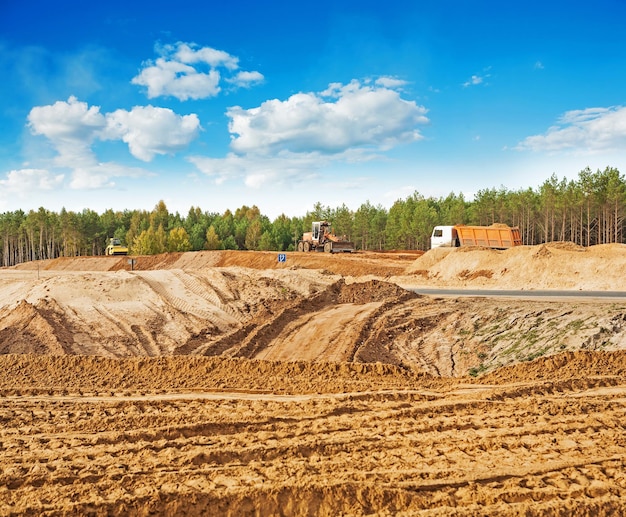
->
xmin=404 ymin=242 xmax=626 ymax=290
xmin=545 ymin=241 xmax=587 ymax=251
xmin=0 ymin=354 xmax=425 ymax=395
xmin=481 ymin=350 xmax=626 ymax=384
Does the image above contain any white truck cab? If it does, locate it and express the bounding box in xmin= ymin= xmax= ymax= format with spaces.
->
xmin=430 ymin=225 xmax=459 ymax=248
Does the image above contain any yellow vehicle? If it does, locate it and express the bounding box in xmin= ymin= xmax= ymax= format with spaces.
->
xmin=105 ymin=238 xmax=129 ymax=256
xmin=297 ymin=221 xmax=354 ymax=253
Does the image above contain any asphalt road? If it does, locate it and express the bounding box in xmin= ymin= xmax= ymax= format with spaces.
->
xmin=407 ymin=288 xmax=626 ymax=301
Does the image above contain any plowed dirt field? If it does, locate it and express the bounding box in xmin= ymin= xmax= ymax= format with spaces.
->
xmin=2 ymin=244 xmax=626 ymax=516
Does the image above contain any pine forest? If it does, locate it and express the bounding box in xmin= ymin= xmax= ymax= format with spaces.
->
xmin=1 ymin=166 xmax=625 ymax=267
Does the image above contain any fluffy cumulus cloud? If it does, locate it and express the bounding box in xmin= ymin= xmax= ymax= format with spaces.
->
xmin=105 ymin=106 xmax=200 ymax=161
xmin=27 ymin=96 xmax=106 ymax=167
xmin=23 ymin=97 xmax=199 ymax=189
xmin=28 ymin=97 xmax=200 ymax=162
xmin=28 ymin=96 xmax=105 ymax=141
xmin=227 ymin=80 xmax=429 ymax=156
xmin=132 ymin=42 xmax=264 ymax=100
xmin=190 ymin=79 xmax=428 ymax=188
xmin=516 ymin=106 xmax=626 ymax=153
xmin=0 ymin=168 xmax=64 ymax=192
xmin=227 ymin=70 xmax=265 ymax=88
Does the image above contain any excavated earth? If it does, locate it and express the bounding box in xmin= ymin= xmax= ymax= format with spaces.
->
xmin=2 ymin=244 xmax=626 ymax=515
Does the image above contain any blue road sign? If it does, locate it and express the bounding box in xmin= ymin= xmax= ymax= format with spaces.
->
xmin=278 ymin=253 xmax=286 ymax=262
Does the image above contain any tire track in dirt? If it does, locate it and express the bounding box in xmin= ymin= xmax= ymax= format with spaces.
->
xmin=255 ymin=302 xmax=383 ymax=362
xmin=3 ymin=359 xmax=626 ymax=516
xmin=197 ymin=279 xmax=418 ymax=361
xmin=133 ymin=271 xmax=235 ymax=333
xmin=170 ymin=270 xmax=242 ymax=323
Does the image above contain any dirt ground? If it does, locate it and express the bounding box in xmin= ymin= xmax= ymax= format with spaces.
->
xmin=2 ymin=244 xmax=626 ymax=515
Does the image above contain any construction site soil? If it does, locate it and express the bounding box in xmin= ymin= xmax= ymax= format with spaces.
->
xmin=2 ymin=244 xmax=626 ymax=515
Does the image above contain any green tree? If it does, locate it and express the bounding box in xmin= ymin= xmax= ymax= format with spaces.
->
xmin=258 ymin=231 xmax=275 ymax=251
xmin=132 ymin=228 xmax=157 ymax=255
xmin=245 ymin=219 xmax=263 ymax=250
xmin=155 ymin=224 xmax=167 ymax=253
xmin=151 ymin=200 xmax=170 ymax=231
xmin=271 ymin=214 xmax=294 ymax=251
xmin=168 ymin=227 xmax=192 ymax=252
xmin=222 ymin=235 xmax=238 ymax=250
xmin=205 ymin=226 xmax=222 ymax=250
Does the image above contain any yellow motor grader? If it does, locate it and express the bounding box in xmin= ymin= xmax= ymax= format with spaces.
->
xmin=296 ymin=221 xmax=354 ymax=253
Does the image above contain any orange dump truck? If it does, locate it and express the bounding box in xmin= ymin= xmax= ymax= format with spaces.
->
xmin=430 ymin=224 xmax=522 ymax=249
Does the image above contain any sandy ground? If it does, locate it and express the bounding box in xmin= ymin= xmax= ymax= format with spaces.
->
xmin=2 ymin=244 xmax=626 ymax=515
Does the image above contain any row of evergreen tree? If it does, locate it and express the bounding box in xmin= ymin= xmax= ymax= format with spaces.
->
xmin=1 ymin=166 xmax=624 ymax=267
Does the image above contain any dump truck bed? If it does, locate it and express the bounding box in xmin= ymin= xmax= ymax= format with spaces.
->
xmin=455 ymin=225 xmax=522 ymax=249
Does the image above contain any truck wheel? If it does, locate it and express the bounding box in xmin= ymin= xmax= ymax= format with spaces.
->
xmin=297 ymin=241 xmax=304 ymax=252
xmin=303 ymin=242 xmax=311 ymax=252
xmin=324 ymin=242 xmax=332 ymax=253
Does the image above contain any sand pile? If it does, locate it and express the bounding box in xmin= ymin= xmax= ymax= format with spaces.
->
xmin=0 ymin=354 xmax=427 ymax=395
xmin=3 ymin=248 xmax=626 ymax=377
xmin=404 ymin=242 xmax=626 ymax=290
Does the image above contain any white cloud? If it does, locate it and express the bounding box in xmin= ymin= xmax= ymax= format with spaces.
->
xmin=516 ymin=106 xmax=626 ymax=153
xmin=375 ymin=76 xmax=408 ymax=89
xmin=69 ymin=163 xmax=152 ymax=189
xmin=463 ymin=67 xmax=491 ymax=88
xmin=463 ymin=75 xmax=484 ymax=87
xmin=226 ymin=79 xmax=429 ymax=156
xmin=27 ymin=96 xmax=106 ymax=167
xmin=131 ymin=58 xmax=222 ymax=100
xmin=29 ymin=97 xmax=200 ymax=165
xmin=190 ymin=79 xmax=428 ymax=189
xmin=0 ymin=168 xmax=64 ymax=192
xmin=534 ymin=61 xmax=545 ymax=70
xmin=28 ymin=96 xmax=105 ymax=141
xmin=171 ymin=42 xmax=239 ymax=70
xmin=189 ymin=151 xmax=324 ymax=187
xmin=132 ymin=42 xmax=263 ymax=100
xmin=26 ymin=97 xmax=195 ymax=191
xmin=227 ymin=70 xmax=265 ymax=88
xmin=105 ymin=106 xmax=201 ymax=161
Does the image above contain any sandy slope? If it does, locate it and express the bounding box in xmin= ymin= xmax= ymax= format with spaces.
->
xmin=2 ymin=244 xmax=626 ymax=515
xmin=2 ymin=245 xmax=626 ymax=374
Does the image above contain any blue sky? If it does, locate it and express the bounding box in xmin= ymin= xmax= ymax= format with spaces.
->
xmin=1 ymin=1 xmax=625 ymax=219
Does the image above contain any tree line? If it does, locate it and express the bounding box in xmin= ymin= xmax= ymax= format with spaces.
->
xmin=1 ymin=166 xmax=624 ymax=266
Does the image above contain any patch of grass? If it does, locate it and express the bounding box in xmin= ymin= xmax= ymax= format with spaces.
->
xmin=524 ymin=329 xmax=540 ymax=346
xmin=565 ymin=319 xmax=589 ymax=332
xmin=524 ymin=347 xmax=549 ymax=362
xmin=478 ymin=323 xmax=505 ymax=336
xmin=468 ymin=363 xmax=488 ymax=377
